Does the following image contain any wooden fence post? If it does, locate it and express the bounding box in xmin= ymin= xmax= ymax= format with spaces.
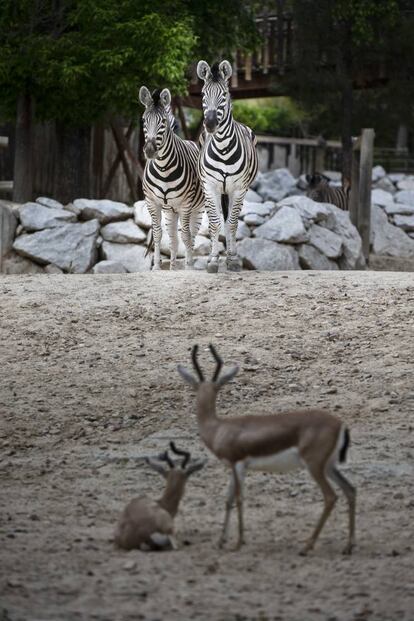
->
xmin=358 ymin=128 xmax=375 ymax=263
xmin=349 ymin=137 xmax=361 ymax=227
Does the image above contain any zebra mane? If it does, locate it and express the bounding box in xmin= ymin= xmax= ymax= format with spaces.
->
xmin=210 ymin=63 xmax=222 ymax=82
xmin=151 ymin=89 xmax=162 ymax=108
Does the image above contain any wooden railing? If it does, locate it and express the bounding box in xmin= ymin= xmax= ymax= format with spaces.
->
xmin=0 ymin=135 xmax=13 ymax=198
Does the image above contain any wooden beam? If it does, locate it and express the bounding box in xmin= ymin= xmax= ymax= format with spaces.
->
xmin=349 ymin=148 xmax=360 ymax=228
xmin=110 ymin=122 xmax=139 ymax=202
xmin=102 ymin=123 xmax=135 ymax=198
xmin=358 ymin=128 xmax=375 ymax=263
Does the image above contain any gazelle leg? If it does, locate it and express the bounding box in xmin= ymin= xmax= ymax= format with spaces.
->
xmin=328 ymin=466 xmax=356 ymax=555
xmin=300 ymin=465 xmax=338 ymax=555
xmin=233 ymin=464 xmax=245 ymax=550
xmin=218 ymin=462 xmax=245 ymax=549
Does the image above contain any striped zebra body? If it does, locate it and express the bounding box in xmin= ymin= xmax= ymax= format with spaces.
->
xmin=197 ymin=60 xmax=258 ymax=272
xmin=306 ymin=173 xmax=350 ymax=211
xmin=139 ymin=86 xmax=204 ymax=270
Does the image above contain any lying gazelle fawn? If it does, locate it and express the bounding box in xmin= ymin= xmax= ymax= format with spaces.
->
xmin=114 ymin=442 xmax=206 ymax=551
xmin=178 ymin=345 xmax=356 ymax=554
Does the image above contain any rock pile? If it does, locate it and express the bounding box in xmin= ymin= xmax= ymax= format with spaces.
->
xmin=1 ymin=164 xmax=413 ymax=273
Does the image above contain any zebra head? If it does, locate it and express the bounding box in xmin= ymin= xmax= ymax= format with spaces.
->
xmin=197 ymin=60 xmax=232 ymax=135
xmin=305 ymin=173 xmax=330 ymax=202
xmin=139 ymin=86 xmax=175 ymax=159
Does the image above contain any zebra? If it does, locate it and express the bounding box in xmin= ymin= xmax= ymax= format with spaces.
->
xmin=139 ymin=86 xmax=205 ymax=270
xmin=197 ymin=60 xmax=258 ymax=273
xmin=306 ymin=173 xmax=350 ymax=211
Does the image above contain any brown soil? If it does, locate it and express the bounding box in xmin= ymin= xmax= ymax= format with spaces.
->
xmin=0 ymin=271 xmax=413 ymax=621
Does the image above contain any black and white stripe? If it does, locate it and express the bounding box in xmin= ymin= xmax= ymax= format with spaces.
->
xmin=197 ymin=60 xmax=258 ymax=272
xmin=306 ymin=173 xmax=350 ymax=211
xmin=139 ymin=86 xmax=204 ymax=270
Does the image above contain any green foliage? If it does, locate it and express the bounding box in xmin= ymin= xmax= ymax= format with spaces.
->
xmin=232 ymin=99 xmax=305 ymax=135
xmin=0 ymin=0 xmax=258 ymax=125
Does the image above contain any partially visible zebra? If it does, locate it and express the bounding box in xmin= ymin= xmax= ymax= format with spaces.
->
xmin=306 ymin=173 xmax=350 ymax=211
xmin=197 ymin=60 xmax=258 ymax=272
xmin=139 ymin=86 xmax=205 ymax=270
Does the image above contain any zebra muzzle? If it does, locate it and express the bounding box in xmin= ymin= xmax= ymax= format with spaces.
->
xmin=205 ymin=111 xmax=218 ymax=133
xmin=144 ymin=140 xmax=158 ymax=159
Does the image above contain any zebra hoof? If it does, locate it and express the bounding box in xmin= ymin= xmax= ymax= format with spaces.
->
xmin=207 ymin=261 xmax=219 ymax=274
xmin=152 ymin=264 xmax=162 ymax=271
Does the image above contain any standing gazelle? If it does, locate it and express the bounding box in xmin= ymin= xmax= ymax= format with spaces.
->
xmin=114 ymin=442 xmax=206 ymax=551
xmin=177 ymin=345 xmax=356 ymax=554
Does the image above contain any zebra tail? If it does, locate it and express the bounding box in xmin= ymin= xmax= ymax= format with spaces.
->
xmin=144 ymin=228 xmax=154 ymax=258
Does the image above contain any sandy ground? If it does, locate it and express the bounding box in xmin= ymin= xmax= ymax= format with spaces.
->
xmin=0 ymin=270 xmax=413 ymax=621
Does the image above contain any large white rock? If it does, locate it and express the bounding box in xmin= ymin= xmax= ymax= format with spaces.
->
xmin=101 ymin=241 xmax=152 ymax=271
xmin=75 ymin=199 xmax=133 ymax=224
xmin=308 ymin=223 xmax=343 ymax=258
xmin=393 ymin=214 xmax=414 ymax=231
xmin=19 ymin=202 xmax=76 ymax=231
xmin=13 ymin=219 xmax=100 ymax=272
xmin=323 ymin=170 xmax=342 ymax=182
xmin=371 ymin=204 xmax=414 ymax=258
xmin=193 ymin=235 xmax=224 ymax=256
xmin=384 ymin=202 xmax=414 ymax=216
xmin=372 ymin=165 xmax=386 ymax=182
xmin=375 ymin=176 xmax=396 ymax=194
xmin=298 ymin=244 xmax=339 ymax=270
xmin=388 ymin=173 xmax=405 ymax=184
xmin=245 ymin=188 xmax=263 ymax=203
xmin=254 ymin=168 xmax=297 ymax=202
xmin=397 ymin=176 xmax=414 ymax=192
xmin=36 ymin=197 xmax=64 ymax=210
xmin=240 ymin=201 xmax=273 ymax=218
xmin=101 ymin=219 xmax=146 ymax=244
xmin=394 ymin=190 xmax=414 ymax=206
xmin=198 ymin=211 xmax=210 ymax=236
xmin=133 ymin=200 xmax=152 ymax=229
xmin=371 ymin=188 xmax=394 ymax=208
xmin=0 ymin=202 xmax=18 ymax=267
xmin=244 ymin=213 xmax=265 ymax=226
xmin=237 ymin=237 xmax=300 ymax=270
xmin=160 ymin=231 xmax=186 ymax=258
xmin=92 ymin=260 xmax=128 ymax=274
xmin=322 ymin=205 xmax=364 ymax=269
xmin=277 ymin=195 xmax=331 ymax=226
xmin=254 ymin=205 xmax=308 ymax=244
xmin=236 ymin=220 xmax=251 ymax=240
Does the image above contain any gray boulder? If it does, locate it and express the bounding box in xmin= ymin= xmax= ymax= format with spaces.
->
xmin=323 ymin=170 xmax=342 ymax=183
xmin=298 ymin=244 xmax=339 ymax=270
xmin=322 ymin=205 xmax=364 ymax=269
xmin=371 ymin=188 xmax=394 ymax=208
xmin=1 ymin=251 xmax=45 ymax=274
xmin=13 ymin=219 xmax=99 ymax=273
xmin=64 ymin=202 xmax=82 ymax=217
xmin=371 ymin=165 xmax=386 ymax=182
xmin=397 ymin=176 xmax=414 ymax=192
xmin=0 ymin=202 xmax=18 ymax=269
xmin=101 ymin=241 xmax=152 ymax=272
xmin=393 ymin=214 xmax=414 ymax=231
xmin=371 ymin=204 xmax=414 ymax=258
xmin=375 ymin=176 xmax=396 ymax=194
xmin=240 ymin=201 xmax=273 ymax=218
xmin=133 ymin=200 xmax=153 ymax=229
xmin=44 ymin=264 xmax=63 ymax=274
xmin=308 ymin=224 xmax=343 ymax=259
xmin=394 ymin=190 xmax=414 ymax=206
xmin=237 ymin=237 xmax=300 ymax=270
xmin=92 ymin=260 xmax=128 ymax=274
xmin=19 ymin=202 xmax=76 ymax=231
xmin=101 ymin=219 xmax=146 ymax=244
xmin=254 ymin=205 xmax=308 ymax=244
xmin=245 ymin=188 xmax=263 ymax=203
xmin=236 ymin=220 xmax=251 ymax=240
xmin=277 ymin=195 xmax=331 ymax=226
xmin=36 ymin=197 xmax=65 ymax=210
xmin=384 ymin=202 xmax=414 ymax=216
xmin=254 ymin=168 xmax=296 ymax=202
xmin=244 ymin=213 xmax=265 ymax=226
xmin=75 ymin=199 xmax=133 ymax=224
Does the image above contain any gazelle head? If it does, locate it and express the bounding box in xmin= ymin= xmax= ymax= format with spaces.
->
xmin=177 ymin=344 xmax=239 ymax=401
xmin=139 ymin=86 xmax=176 ymax=159
xmin=197 ymin=60 xmax=232 ymax=135
xmin=145 ymin=442 xmax=206 ymax=489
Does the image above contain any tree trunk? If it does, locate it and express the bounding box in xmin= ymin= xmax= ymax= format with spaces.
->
xmin=341 ymin=78 xmax=353 ymax=186
xmin=55 ymin=123 xmax=91 ymax=203
xmin=13 ymin=93 xmax=33 ymax=202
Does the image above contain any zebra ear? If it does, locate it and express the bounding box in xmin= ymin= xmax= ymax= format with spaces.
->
xmin=197 ymin=60 xmax=211 ymax=81
xmin=159 ymin=88 xmax=171 ymax=108
xmin=219 ymin=60 xmax=232 ymax=82
xmin=139 ymin=86 xmax=153 ymax=108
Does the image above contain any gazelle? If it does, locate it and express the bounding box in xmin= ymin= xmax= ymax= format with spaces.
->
xmin=114 ymin=442 xmax=206 ymax=551
xmin=177 ymin=345 xmax=356 ymax=555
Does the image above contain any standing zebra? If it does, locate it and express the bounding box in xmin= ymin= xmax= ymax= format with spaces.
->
xmin=306 ymin=173 xmax=350 ymax=211
xmin=197 ymin=60 xmax=258 ymax=273
xmin=139 ymin=86 xmax=205 ymax=270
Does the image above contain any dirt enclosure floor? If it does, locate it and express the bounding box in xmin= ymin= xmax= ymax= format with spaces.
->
xmin=0 ymin=270 xmax=413 ymax=621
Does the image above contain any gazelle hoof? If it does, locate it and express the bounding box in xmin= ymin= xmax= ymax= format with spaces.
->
xmin=342 ymin=543 xmax=354 ymax=555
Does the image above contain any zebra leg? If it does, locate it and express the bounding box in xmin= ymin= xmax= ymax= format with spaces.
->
xmin=190 ymin=207 xmax=204 ymax=244
xmin=226 ymin=191 xmax=244 ymax=271
xmin=205 ymin=189 xmax=222 ymax=274
xmin=146 ymin=201 xmax=162 ymax=270
xmin=164 ymin=210 xmax=179 ymax=270
xmin=180 ymin=211 xmax=194 ymax=270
